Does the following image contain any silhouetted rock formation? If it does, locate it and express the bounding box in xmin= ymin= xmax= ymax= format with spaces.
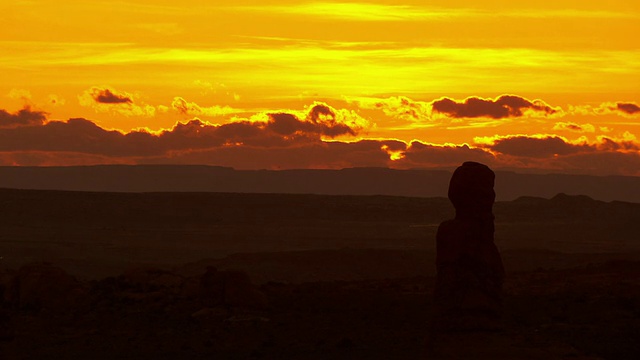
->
xmin=433 ymin=162 xmax=505 ymax=331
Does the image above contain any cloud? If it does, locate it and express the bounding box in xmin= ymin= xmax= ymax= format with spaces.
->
xmin=0 ymin=102 xmax=365 ymax=157
xmin=79 ymin=87 xmax=156 ymax=117
xmin=596 ymin=132 xmax=639 ymax=152
xmin=431 ymin=95 xmax=560 ymax=119
xmin=307 ymin=102 xmax=369 ymax=130
xmin=307 ymin=102 xmax=335 ymax=123
xmin=7 ymin=89 xmax=66 ymax=109
xmin=473 ymin=134 xmax=640 ymax=175
xmin=0 ymin=106 xmax=48 ymax=128
xmin=553 ymin=122 xmax=595 ymax=133
xmin=596 ymin=102 xmax=640 ymax=117
xmin=351 ymin=94 xmax=561 ymax=123
xmin=8 ymin=89 xmax=33 ymax=101
xmin=267 ymin=102 xmax=365 ymax=138
xmin=349 ymin=96 xmax=430 ymax=122
xmin=615 ymin=102 xmax=640 ymax=115
xmin=1 ymin=104 xmax=638 ymax=175
xmin=572 ymin=102 xmax=640 ymax=117
xmin=260 ymin=101 xmax=368 ymax=138
xmin=159 ymin=140 xmax=396 ymax=170
xmin=395 ymin=141 xmax=495 ymax=168
xmin=0 ymin=118 xmax=143 ymax=156
xmin=87 ymin=87 xmax=132 ymax=104
xmin=171 ymin=97 xmax=238 ymax=117
xmin=0 ymin=114 xmax=387 ymax=169
xmin=267 ymin=113 xmax=310 ymax=136
xmin=476 ymin=135 xmax=589 ymax=158
xmin=268 ymin=111 xmax=355 ymax=138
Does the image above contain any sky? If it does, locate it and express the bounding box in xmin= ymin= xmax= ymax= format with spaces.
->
xmin=1 ymin=0 xmax=639 ymax=175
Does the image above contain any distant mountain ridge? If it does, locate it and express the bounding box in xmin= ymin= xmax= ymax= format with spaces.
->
xmin=0 ymin=165 xmax=639 ymax=202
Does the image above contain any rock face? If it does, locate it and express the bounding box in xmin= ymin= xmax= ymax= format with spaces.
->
xmin=433 ymin=162 xmax=505 ymax=331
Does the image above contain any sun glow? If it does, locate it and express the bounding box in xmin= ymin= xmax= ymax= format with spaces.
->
xmin=0 ymin=0 xmax=638 ymax=174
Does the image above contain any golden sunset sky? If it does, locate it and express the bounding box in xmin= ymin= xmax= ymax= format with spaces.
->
xmin=1 ymin=0 xmax=639 ymax=174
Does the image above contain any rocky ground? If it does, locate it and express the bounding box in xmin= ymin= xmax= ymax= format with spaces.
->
xmin=1 ymin=259 xmax=639 ymax=359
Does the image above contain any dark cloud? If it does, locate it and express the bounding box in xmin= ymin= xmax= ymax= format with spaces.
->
xmin=307 ymin=103 xmax=335 ymax=123
xmin=268 ymin=104 xmax=357 ymax=138
xmin=592 ymin=102 xmax=640 ymax=117
xmin=0 ymin=112 xmax=482 ymax=170
xmin=160 ymin=119 xmax=297 ymax=149
xmin=0 ymin=105 xmax=361 ymax=158
xmin=0 ymin=141 xmax=396 ymax=170
xmin=471 ymin=135 xmax=640 ymax=175
xmin=483 ymin=136 xmax=588 ymax=158
xmin=0 ymin=118 xmax=145 ymax=156
xmin=89 ymin=87 xmax=133 ymax=104
xmin=617 ymin=102 xmax=640 ymax=115
xmin=151 ymin=140 xmax=396 ymax=170
xmin=564 ymin=124 xmax=582 ymax=131
xmin=596 ymin=137 xmax=640 ymax=152
xmin=321 ymin=122 xmax=356 ymax=137
xmin=267 ymin=113 xmax=308 ymax=136
xmin=396 ymin=141 xmax=495 ymax=168
xmin=1 ymin=106 xmax=638 ymax=175
xmin=0 ymin=106 xmax=48 ymax=128
xmin=431 ymin=95 xmax=559 ymax=119
xmin=553 ymin=122 xmax=595 ymax=133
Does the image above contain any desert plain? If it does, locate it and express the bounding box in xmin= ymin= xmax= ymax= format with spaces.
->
xmin=1 ymin=184 xmax=639 ymax=359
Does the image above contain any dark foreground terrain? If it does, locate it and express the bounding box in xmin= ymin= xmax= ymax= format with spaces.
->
xmin=1 ymin=189 xmax=640 ymax=359
xmin=2 ymin=260 xmax=639 ymax=359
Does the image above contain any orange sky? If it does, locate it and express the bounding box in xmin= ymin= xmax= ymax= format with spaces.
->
xmin=1 ymin=0 xmax=639 ymax=174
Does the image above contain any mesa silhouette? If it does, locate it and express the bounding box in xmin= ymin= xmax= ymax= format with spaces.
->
xmin=1 ymin=165 xmax=639 ymax=202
